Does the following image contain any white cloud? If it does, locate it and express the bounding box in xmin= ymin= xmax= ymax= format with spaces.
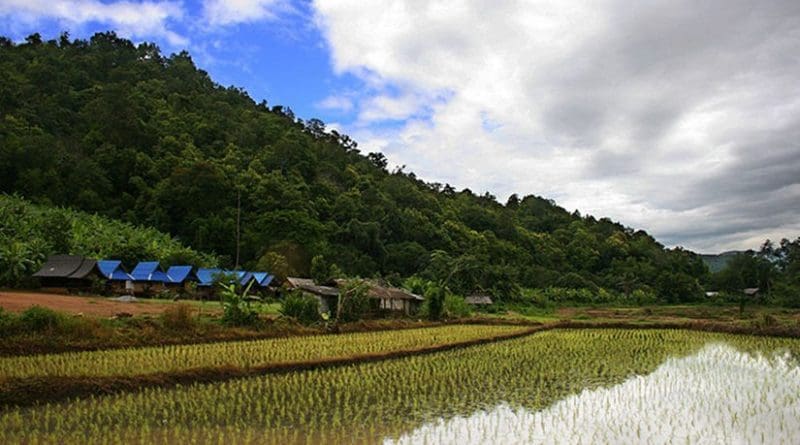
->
xmin=316 ymin=94 xmax=354 ymax=113
xmin=313 ymin=0 xmax=800 ymax=252
xmin=358 ymin=93 xmax=427 ymax=123
xmin=0 ymin=0 xmax=187 ymax=46
xmin=202 ymin=0 xmax=291 ymax=26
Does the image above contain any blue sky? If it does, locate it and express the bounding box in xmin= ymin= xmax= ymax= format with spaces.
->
xmin=1 ymin=0 xmax=799 ymax=253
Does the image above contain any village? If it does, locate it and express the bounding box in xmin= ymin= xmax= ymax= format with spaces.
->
xmin=30 ymin=254 xmax=445 ymax=317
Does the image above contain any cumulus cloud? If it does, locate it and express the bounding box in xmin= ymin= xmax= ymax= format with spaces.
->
xmin=314 ymin=0 xmax=800 ymax=252
xmin=0 ymin=0 xmax=186 ymax=46
xmin=202 ymin=0 xmax=292 ymax=26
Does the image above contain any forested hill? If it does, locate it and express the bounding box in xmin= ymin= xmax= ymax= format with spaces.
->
xmin=0 ymin=32 xmax=708 ymax=301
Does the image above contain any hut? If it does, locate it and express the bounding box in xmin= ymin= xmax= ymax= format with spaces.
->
xmin=165 ymin=265 xmax=197 ymax=295
xmin=365 ymin=282 xmax=424 ymax=315
xmin=97 ymin=260 xmax=134 ymax=294
xmin=465 ymin=294 xmax=494 ymax=306
xmin=33 ymin=254 xmax=103 ymax=291
xmin=130 ymin=261 xmax=170 ymax=294
xmin=250 ymin=272 xmax=275 ymax=289
xmin=240 ymin=272 xmax=276 ymax=297
xmin=285 ymin=277 xmax=339 ymax=313
xmin=743 ymin=288 xmax=760 ymax=297
xmin=196 ymin=268 xmax=223 ymax=298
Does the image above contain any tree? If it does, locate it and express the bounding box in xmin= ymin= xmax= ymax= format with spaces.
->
xmin=335 ymin=279 xmax=371 ymax=323
xmin=425 ymin=284 xmax=445 ymax=321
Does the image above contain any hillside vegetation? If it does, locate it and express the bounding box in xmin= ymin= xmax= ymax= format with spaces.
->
xmin=0 ymin=194 xmax=215 ymax=287
xmin=0 ymin=32 xmax=709 ymax=301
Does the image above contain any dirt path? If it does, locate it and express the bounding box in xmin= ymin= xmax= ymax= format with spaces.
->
xmin=0 ymin=291 xmax=172 ymax=317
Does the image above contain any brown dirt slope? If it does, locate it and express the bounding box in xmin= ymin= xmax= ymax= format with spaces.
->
xmin=0 ymin=291 xmax=171 ymax=316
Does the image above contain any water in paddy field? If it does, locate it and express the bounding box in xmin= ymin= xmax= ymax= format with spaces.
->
xmin=386 ymin=344 xmax=800 ymax=445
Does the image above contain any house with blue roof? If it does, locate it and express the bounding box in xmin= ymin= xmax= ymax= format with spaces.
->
xmin=248 ymin=272 xmax=276 ymax=292
xmin=97 ymin=260 xmax=133 ymax=294
xmin=165 ymin=265 xmax=198 ymax=294
xmin=196 ymin=268 xmax=223 ymax=287
xmin=97 ymin=260 xmax=132 ymax=281
xmin=130 ymin=261 xmax=170 ymax=294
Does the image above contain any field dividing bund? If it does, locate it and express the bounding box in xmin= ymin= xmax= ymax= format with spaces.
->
xmin=2 ymin=328 xmax=798 ymax=444
xmin=0 ymin=324 xmax=536 ymax=408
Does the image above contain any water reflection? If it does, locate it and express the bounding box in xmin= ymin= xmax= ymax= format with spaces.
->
xmin=387 ymin=344 xmax=800 ymax=444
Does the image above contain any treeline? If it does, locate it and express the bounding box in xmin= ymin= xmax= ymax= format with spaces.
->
xmin=709 ymin=239 xmax=800 ymax=307
xmin=0 ymin=195 xmax=215 ymax=286
xmin=0 ymin=32 xmax=709 ymax=302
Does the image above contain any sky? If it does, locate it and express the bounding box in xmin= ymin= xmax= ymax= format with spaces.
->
xmin=1 ymin=0 xmax=799 ymax=253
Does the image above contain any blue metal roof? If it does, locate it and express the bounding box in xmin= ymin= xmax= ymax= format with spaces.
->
xmin=166 ymin=265 xmax=194 ymax=284
xmin=96 ymin=260 xmax=132 ymax=281
xmin=251 ymin=272 xmax=274 ymax=287
xmin=196 ymin=268 xmax=222 ymax=287
xmin=240 ymin=272 xmax=255 ymax=286
xmin=130 ymin=261 xmax=169 ymax=282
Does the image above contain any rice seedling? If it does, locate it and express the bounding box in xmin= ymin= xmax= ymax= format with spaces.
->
xmin=0 ymin=324 xmax=527 ymax=378
xmin=0 ymin=329 xmax=797 ymax=444
xmin=389 ymin=343 xmax=800 ymax=444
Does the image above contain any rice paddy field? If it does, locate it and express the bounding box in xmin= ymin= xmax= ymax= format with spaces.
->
xmin=0 ymin=324 xmax=528 ymax=378
xmin=1 ymin=328 xmax=799 ymax=444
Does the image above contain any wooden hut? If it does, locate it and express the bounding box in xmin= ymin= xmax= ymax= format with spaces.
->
xmin=285 ymin=277 xmax=339 ymax=313
xmin=33 ymin=254 xmax=103 ymax=292
xmin=96 ymin=260 xmax=134 ymax=294
xmin=243 ymin=272 xmax=276 ymax=295
xmin=195 ymin=268 xmax=223 ymax=298
xmin=165 ymin=265 xmax=197 ymax=295
xmin=365 ymin=282 xmax=424 ymax=315
xmin=130 ymin=261 xmax=170 ymax=295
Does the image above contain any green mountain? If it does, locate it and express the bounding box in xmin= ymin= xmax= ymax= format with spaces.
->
xmin=0 ymin=32 xmax=708 ymax=301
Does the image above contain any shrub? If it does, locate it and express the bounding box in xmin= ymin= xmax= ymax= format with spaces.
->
xmin=18 ymin=306 xmax=68 ymax=333
xmin=0 ymin=307 xmax=17 ymax=336
xmin=219 ymin=282 xmax=259 ymax=327
xmin=161 ymin=303 xmax=197 ymax=331
xmin=336 ymin=280 xmax=371 ymax=323
xmin=280 ymin=292 xmax=321 ymax=325
xmin=630 ymin=289 xmax=658 ymax=305
xmin=443 ymin=294 xmax=472 ymax=318
xmin=425 ymin=285 xmax=445 ymax=321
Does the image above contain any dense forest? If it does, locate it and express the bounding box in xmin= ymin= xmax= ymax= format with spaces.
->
xmin=0 ymin=31 xmax=734 ymax=303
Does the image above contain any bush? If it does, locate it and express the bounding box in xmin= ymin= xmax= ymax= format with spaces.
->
xmin=629 ymin=289 xmax=658 ymax=305
xmin=219 ymin=282 xmax=259 ymax=327
xmin=0 ymin=307 xmax=17 ymax=336
xmin=443 ymin=294 xmax=472 ymax=318
xmin=280 ymin=292 xmax=321 ymax=325
xmin=425 ymin=285 xmax=445 ymax=321
xmin=18 ymin=306 xmax=68 ymax=332
xmin=161 ymin=303 xmax=196 ymax=331
xmin=336 ymin=280 xmax=371 ymax=323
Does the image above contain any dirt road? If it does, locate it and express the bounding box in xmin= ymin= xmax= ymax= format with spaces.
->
xmin=0 ymin=290 xmax=173 ymax=317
